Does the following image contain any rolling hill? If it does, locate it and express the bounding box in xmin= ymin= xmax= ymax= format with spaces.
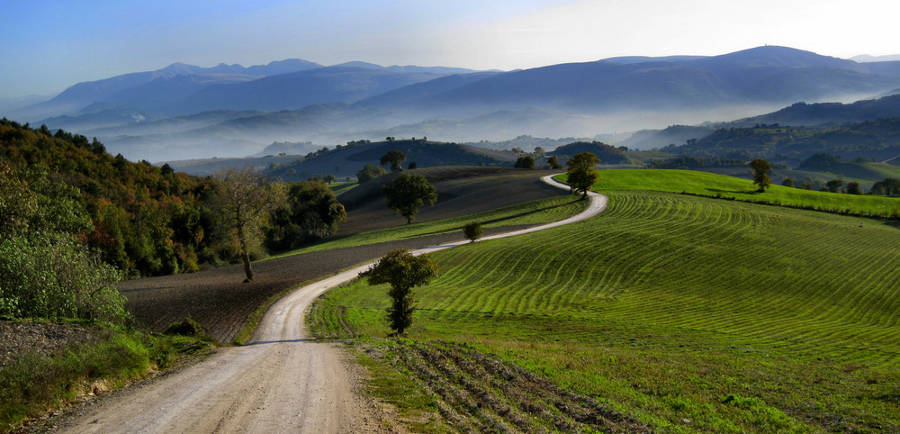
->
xmin=264 ymin=138 xmax=518 ymax=181
xmin=310 ymin=169 xmax=900 ymax=431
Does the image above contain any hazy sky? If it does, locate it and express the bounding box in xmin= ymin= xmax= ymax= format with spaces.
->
xmin=2 ymin=0 xmax=898 ymax=98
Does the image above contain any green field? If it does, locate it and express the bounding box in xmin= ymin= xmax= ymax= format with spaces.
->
xmin=559 ymin=169 xmax=900 ymax=218
xmin=310 ymin=187 xmax=900 ymax=431
xmin=328 ymin=181 xmax=359 ymax=196
xmin=267 ymin=195 xmax=587 ymax=259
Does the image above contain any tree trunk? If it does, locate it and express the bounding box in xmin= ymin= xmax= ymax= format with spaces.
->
xmin=239 ymin=226 xmax=253 ymax=282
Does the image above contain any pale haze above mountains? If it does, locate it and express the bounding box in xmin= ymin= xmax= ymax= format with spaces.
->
xmin=4 ymin=46 xmax=900 ymax=162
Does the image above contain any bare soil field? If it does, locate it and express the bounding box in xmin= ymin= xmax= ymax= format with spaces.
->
xmin=123 ymin=167 xmax=566 ymax=343
xmin=338 ymin=167 xmax=564 ymax=234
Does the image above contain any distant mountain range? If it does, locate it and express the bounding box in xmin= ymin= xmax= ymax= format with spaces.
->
xmin=6 ymin=45 xmax=900 ymax=161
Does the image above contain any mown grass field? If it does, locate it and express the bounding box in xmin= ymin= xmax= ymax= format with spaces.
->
xmin=310 ymin=187 xmax=900 ymax=431
xmin=268 ymin=195 xmax=586 ymax=259
xmin=559 ymin=169 xmax=900 ymax=218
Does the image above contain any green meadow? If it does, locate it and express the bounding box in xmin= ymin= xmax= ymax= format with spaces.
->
xmin=310 ymin=175 xmax=900 ymax=431
xmin=559 ymin=169 xmax=900 ymax=218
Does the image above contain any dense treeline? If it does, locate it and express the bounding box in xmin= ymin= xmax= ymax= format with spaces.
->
xmin=0 ymin=118 xmax=218 ymax=277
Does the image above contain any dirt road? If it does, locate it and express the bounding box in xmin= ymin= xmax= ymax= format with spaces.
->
xmin=57 ymin=175 xmax=606 ymax=433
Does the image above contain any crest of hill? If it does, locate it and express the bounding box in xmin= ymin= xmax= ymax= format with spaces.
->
xmin=730 ymin=94 xmax=900 ymax=127
xmin=264 ymin=138 xmax=517 ymax=181
xmin=549 ymin=141 xmax=628 ymax=164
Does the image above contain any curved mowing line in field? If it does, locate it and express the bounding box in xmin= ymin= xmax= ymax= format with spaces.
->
xmin=348 ymin=190 xmax=899 ymax=365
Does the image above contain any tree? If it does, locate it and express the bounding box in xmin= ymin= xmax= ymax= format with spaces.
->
xmin=383 ymin=174 xmax=437 ymax=224
xmin=845 ymin=181 xmax=862 ymax=195
xmin=357 ymin=164 xmax=387 ymax=183
xmin=547 ymin=155 xmax=563 ymax=169
xmin=825 ymin=179 xmax=844 ymax=193
xmin=212 ymin=168 xmax=283 ymax=282
xmin=749 ymin=159 xmax=772 ymax=192
xmin=871 ymin=178 xmax=900 ymax=196
xmin=463 ymin=222 xmax=483 ymax=243
xmin=782 ymin=178 xmax=794 ymax=187
xmin=264 ymin=181 xmax=346 ymax=251
xmin=380 ymin=150 xmax=407 ymax=172
xmin=566 ymin=152 xmax=600 ymax=199
xmin=514 ymin=155 xmax=535 ymax=169
xmin=361 ymin=250 xmax=438 ymax=335
xmin=407 ymin=161 xmax=417 ymax=170
xmin=322 ymin=174 xmax=336 ymax=184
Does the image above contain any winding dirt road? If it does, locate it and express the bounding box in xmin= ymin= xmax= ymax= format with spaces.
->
xmin=57 ymin=175 xmax=606 ymax=433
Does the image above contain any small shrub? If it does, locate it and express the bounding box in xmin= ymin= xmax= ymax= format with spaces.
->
xmin=463 ymin=222 xmax=483 ymax=243
xmin=163 ymin=318 xmax=208 ymax=338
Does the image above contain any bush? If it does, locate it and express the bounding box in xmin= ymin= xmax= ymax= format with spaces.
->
xmin=0 ymin=233 xmax=127 ymax=324
xmin=463 ymin=222 xmax=483 ymax=242
xmin=163 ymin=318 xmax=209 ymax=339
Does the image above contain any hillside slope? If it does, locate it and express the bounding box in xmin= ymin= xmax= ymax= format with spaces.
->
xmin=265 ymin=139 xmax=517 ymax=181
xmin=313 ymin=183 xmax=900 ymax=431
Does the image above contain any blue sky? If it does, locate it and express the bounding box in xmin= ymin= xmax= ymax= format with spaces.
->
xmin=1 ymin=0 xmax=898 ymax=98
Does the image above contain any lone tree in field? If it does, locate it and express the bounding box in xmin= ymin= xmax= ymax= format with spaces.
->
xmin=361 ymin=250 xmax=438 ymax=336
xmin=380 ymin=150 xmax=407 ymax=172
xmin=383 ymin=173 xmax=437 ymax=224
xmin=749 ymin=158 xmax=772 ymax=192
xmin=566 ymin=152 xmax=600 ymax=199
xmin=212 ymin=168 xmax=283 ymax=282
xmin=547 ymin=155 xmax=563 ymax=169
xmin=356 ymin=164 xmax=387 ymax=183
xmin=463 ymin=222 xmax=483 ymax=243
xmin=322 ymin=174 xmax=336 ymax=184
xmin=845 ymin=181 xmax=862 ymax=195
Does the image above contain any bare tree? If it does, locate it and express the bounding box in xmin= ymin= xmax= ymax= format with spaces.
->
xmin=212 ymin=168 xmax=283 ymax=282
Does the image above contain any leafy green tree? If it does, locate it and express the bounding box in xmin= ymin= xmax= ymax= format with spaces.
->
xmin=380 ymin=150 xmax=407 ymax=172
xmin=356 ymin=164 xmax=387 ymax=183
xmin=463 ymin=222 xmax=483 ymax=243
xmin=514 ymin=155 xmax=535 ymax=169
xmin=825 ymin=179 xmax=843 ymax=193
xmin=547 ymin=155 xmax=563 ymax=169
xmin=383 ymin=174 xmax=437 ymax=224
xmin=845 ymin=181 xmax=862 ymax=195
xmin=566 ymin=152 xmax=600 ymax=199
xmin=361 ymin=250 xmax=438 ymax=335
xmin=870 ymin=178 xmax=900 ymax=196
xmin=0 ymin=233 xmax=127 ymax=323
xmin=749 ymin=159 xmax=772 ymax=192
xmin=322 ymin=174 xmax=336 ymax=184
xmin=211 ymin=168 xmax=284 ymax=282
xmin=782 ymin=178 xmax=794 ymax=187
xmin=264 ymin=181 xmax=346 ymax=251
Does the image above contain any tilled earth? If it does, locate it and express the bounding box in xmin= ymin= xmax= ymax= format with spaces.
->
xmin=124 ymin=168 xmax=566 ymax=343
xmin=0 ymin=321 xmax=101 ymax=369
xmin=123 ymin=226 xmax=531 ymax=344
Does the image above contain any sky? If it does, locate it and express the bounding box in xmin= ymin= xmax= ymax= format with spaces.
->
xmin=1 ymin=0 xmax=899 ymax=99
